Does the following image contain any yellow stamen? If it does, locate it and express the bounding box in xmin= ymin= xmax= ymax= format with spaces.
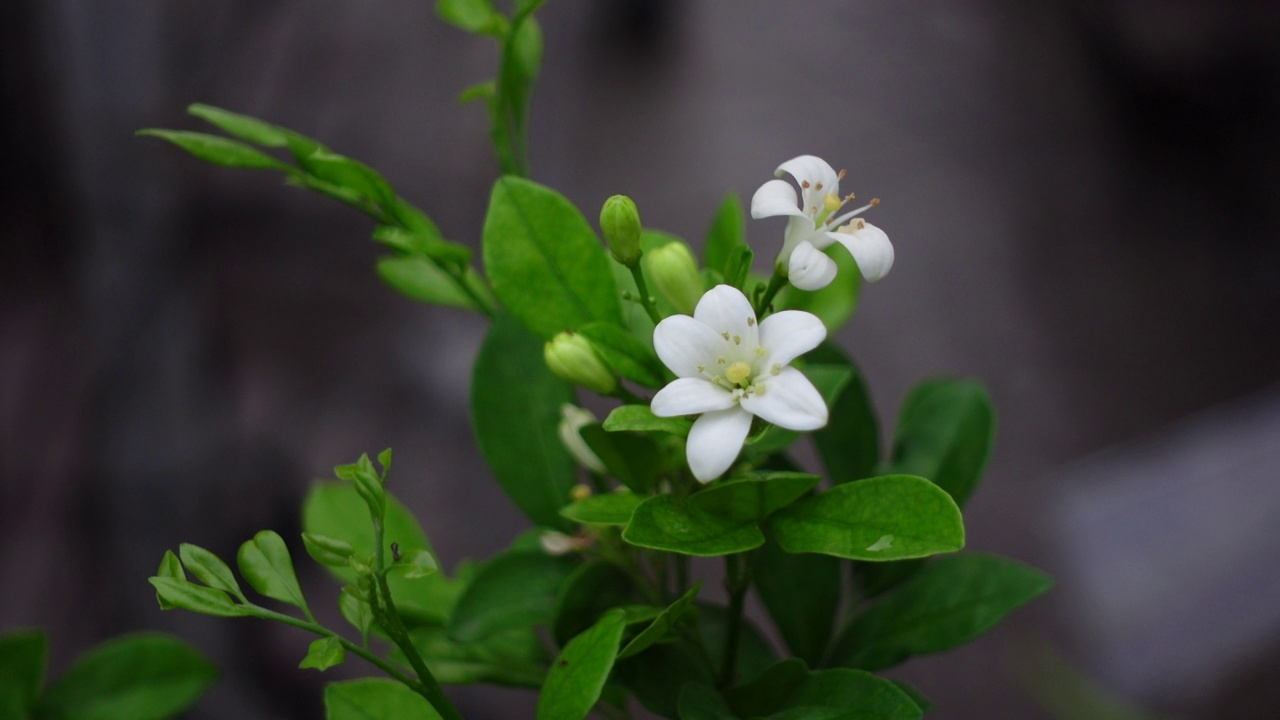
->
xmin=823 ymin=193 xmax=842 ymax=212
xmin=725 ymin=361 xmax=752 ymax=387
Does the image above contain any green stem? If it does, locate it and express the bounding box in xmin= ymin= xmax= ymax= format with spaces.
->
xmin=720 ymin=553 xmax=750 ymax=687
xmin=628 ymin=264 xmax=664 ymax=325
xmin=754 ymin=268 xmax=788 ymax=318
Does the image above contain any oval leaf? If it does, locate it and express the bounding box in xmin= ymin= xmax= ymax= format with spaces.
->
xmin=299 ymin=636 xmax=346 ymax=672
xmin=602 ymin=405 xmax=691 ymax=437
xmin=560 ymin=492 xmax=644 ymax=526
xmin=622 ymin=495 xmax=764 ymax=557
xmin=178 ymin=544 xmax=243 ymax=600
xmin=237 ymin=530 xmax=307 ymax=610
xmin=807 ymin=342 xmax=880 ymax=484
xmin=536 ymin=611 xmax=627 ymax=720
xmin=891 ymin=378 xmax=995 ymax=506
xmin=482 ymin=176 xmax=622 ymax=339
xmin=771 ymin=475 xmax=964 ymax=561
xmin=148 ymin=577 xmax=244 ymax=617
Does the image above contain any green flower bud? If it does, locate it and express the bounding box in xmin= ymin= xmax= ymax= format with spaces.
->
xmin=647 ymin=242 xmax=702 ymax=315
xmin=544 ymin=331 xmax=618 ymax=395
xmin=600 ymin=195 xmax=643 ymax=267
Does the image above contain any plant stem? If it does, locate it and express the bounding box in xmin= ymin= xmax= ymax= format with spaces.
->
xmin=244 ymin=606 xmax=421 ymax=691
xmin=720 ymin=553 xmax=750 ymax=687
xmin=628 ymin=264 xmax=664 ymax=325
xmin=754 ymin=268 xmax=788 ymax=318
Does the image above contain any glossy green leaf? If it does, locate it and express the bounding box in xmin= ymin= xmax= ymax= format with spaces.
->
xmin=372 ymin=226 xmax=471 ymax=271
xmin=323 ymin=678 xmax=443 ymax=720
xmin=377 ymin=256 xmax=490 ymax=312
xmin=153 ymin=550 xmax=184 ymax=610
xmin=694 ymin=472 xmax=819 ymax=523
xmin=0 ymin=629 xmax=46 ymax=720
xmin=751 ymin=533 xmax=840 ymax=666
xmin=829 ymin=554 xmax=1054 ymax=671
xmin=577 ymin=321 xmax=665 ymax=388
xmin=37 ymin=633 xmax=217 ymax=720
xmin=560 ymin=491 xmax=645 ymax=526
xmin=187 ymin=103 xmax=292 ymax=147
xmin=302 ymin=533 xmax=355 ymax=568
xmin=237 ymin=530 xmax=307 ymax=610
xmin=618 ymin=582 xmax=701 ymax=659
xmin=401 ymin=626 xmax=547 ymax=687
xmin=758 ymin=668 xmax=922 ymax=720
xmin=771 ymin=475 xmax=964 ymax=561
xmin=536 ymin=610 xmax=627 ymax=720
xmin=472 ymin=314 xmax=577 ymax=529
xmin=807 ymin=343 xmax=879 ymax=484
xmin=299 ymin=636 xmax=346 ymax=671
xmin=704 ymin=193 xmax=747 ymax=279
xmin=448 ymin=551 xmax=577 ymax=642
xmin=578 ymin=424 xmax=663 ymax=493
xmin=622 ymin=495 xmax=763 ymax=557
xmin=435 ymin=0 xmax=500 ymax=34
xmin=302 ymin=482 xmax=456 ymax=625
xmin=775 ymin=243 xmax=861 ymax=332
xmin=339 ymin=588 xmax=373 ymax=645
xmin=891 ymin=378 xmax=995 ymax=506
xmin=295 ymin=147 xmax=395 ymax=207
xmin=137 ymin=130 xmax=294 ymax=172
xmin=553 ymin=562 xmax=635 ymax=645
xmin=148 ymin=577 xmax=244 ymax=617
xmin=602 ymin=405 xmax=691 ymax=437
xmin=482 ymin=177 xmax=621 ymax=339
xmin=178 ymin=544 xmax=244 ymax=600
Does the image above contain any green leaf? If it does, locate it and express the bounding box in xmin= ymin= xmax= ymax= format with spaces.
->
xmin=37 ymin=633 xmax=217 ymax=720
xmin=137 ymin=130 xmax=293 ymax=172
xmin=435 ymin=0 xmax=500 ymax=34
xmin=618 ymin=582 xmax=701 ymax=659
xmin=678 ymin=682 xmax=740 ymax=720
xmin=302 ymin=482 xmax=455 ymax=625
xmin=891 ymin=378 xmax=995 ymax=506
xmin=148 ymin=577 xmax=245 ymax=617
xmin=302 ymin=533 xmax=355 ymax=568
xmin=602 ymin=405 xmax=691 ymax=437
xmin=807 ymin=343 xmax=879 ymax=484
xmin=447 ymin=551 xmax=577 ymax=642
xmin=560 ymin=491 xmax=645 ymax=526
xmin=578 ymin=425 xmax=663 ymax=493
xmin=757 ymin=668 xmax=923 ymax=720
xmin=237 ymin=530 xmax=307 ymax=611
xmin=324 ymin=678 xmax=443 ymax=720
xmin=693 ymin=472 xmax=819 ymax=523
xmin=372 ymin=226 xmax=472 ymax=270
xmin=722 ymin=245 xmax=754 ymax=291
xmin=577 ymin=321 xmax=666 ymax=388
xmin=299 ymin=636 xmax=346 ymax=671
xmin=829 ymin=553 xmax=1054 ymax=672
xmin=481 ymin=177 xmax=622 ymax=339
xmin=351 ymin=466 xmax=386 ymax=522
xmin=472 ymin=314 xmax=577 ymax=529
xmin=775 ymin=243 xmax=862 ymax=332
xmin=400 ymin=626 xmax=547 ymax=687
xmin=186 ymin=103 xmax=292 ymax=147
xmin=154 ymin=550 xmax=184 ymax=610
xmin=394 ymin=548 xmax=440 ymax=579
xmin=770 ymin=475 xmax=965 ymax=561
xmin=704 ymin=193 xmax=747 ymax=279
xmin=178 ymin=543 xmax=244 ymax=600
xmin=377 ymin=256 xmax=490 ymax=312
xmin=295 ymin=147 xmax=395 ymax=208
xmin=553 ymin=562 xmax=636 ymax=646
xmin=0 ymin=629 xmax=46 ymax=720
xmin=751 ymin=533 xmax=840 ymax=666
xmin=622 ymin=494 xmax=764 ymax=557
xmin=339 ymin=588 xmax=373 ymax=645
xmin=536 ymin=610 xmax=627 ymax=720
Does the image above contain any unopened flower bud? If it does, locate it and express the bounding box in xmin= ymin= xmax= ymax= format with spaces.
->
xmin=647 ymin=242 xmax=702 ymax=315
xmin=544 ymin=332 xmax=618 ymax=395
xmin=600 ymin=195 xmax=643 ymax=267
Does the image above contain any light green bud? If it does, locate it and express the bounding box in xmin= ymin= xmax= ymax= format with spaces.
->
xmin=544 ymin=332 xmax=618 ymax=395
xmin=647 ymin=242 xmax=702 ymax=315
xmin=600 ymin=195 xmax=643 ymax=266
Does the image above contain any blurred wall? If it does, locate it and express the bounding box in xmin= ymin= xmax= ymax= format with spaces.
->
xmin=2 ymin=1 xmax=1278 ymax=718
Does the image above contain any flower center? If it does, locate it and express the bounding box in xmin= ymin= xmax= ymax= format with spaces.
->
xmin=725 ymin=361 xmax=752 ymax=387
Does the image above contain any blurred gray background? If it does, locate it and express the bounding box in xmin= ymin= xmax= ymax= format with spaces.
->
xmin=3 ymin=1 xmax=1279 ymax=718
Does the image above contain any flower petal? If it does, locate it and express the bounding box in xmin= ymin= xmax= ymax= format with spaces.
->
xmin=693 ymin=285 xmax=758 ymax=352
xmin=651 ymin=378 xmax=736 ymax=417
xmin=750 ymin=179 xmax=804 ymax=219
xmin=829 ymin=221 xmax=893 ymax=282
xmin=653 ymin=314 xmax=729 ymax=378
xmin=685 ymin=406 xmax=753 ymax=483
xmin=759 ymin=310 xmax=827 ymax=368
xmin=741 ymin=366 xmax=828 ymax=431
xmin=776 ymin=155 xmax=840 ymax=208
xmin=787 ymin=242 xmax=838 ymax=291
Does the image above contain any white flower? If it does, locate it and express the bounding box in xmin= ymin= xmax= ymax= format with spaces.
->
xmin=750 ymin=155 xmax=894 ymax=290
xmin=649 ymin=285 xmax=828 ymax=482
